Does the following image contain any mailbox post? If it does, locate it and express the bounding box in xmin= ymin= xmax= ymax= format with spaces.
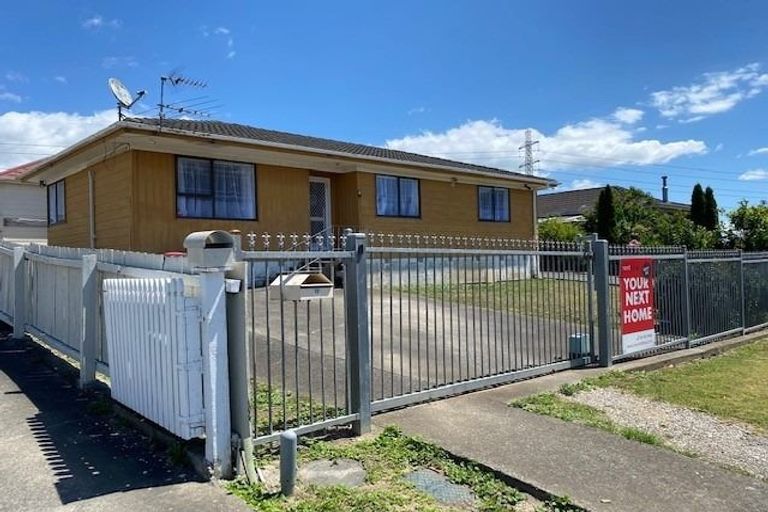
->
xmin=184 ymin=231 xmax=235 ymax=478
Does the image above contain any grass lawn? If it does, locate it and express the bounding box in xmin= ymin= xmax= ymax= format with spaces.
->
xmin=400 ymin=278 xmax=591 ymax=325
xmin=591 ymin=338 xmax=768 ymax=431
xmin=510 ymin=393 xmax=664 ymax=447
xmin=229 ymin=426 xmax=581 ymax=512
xmin=253 ymin=384 xmax=342 ymax=437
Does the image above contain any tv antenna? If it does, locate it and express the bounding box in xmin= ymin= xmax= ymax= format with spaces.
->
xmin=108 ymin=78 xmax=147 ymax=120
xmin=158 ymin=72 xmax=208 ymax=122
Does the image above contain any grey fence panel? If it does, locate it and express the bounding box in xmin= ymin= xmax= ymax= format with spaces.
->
xmin=743 ymin=254 xmax=768 ymax=331
xmin=367 ymin=245 xmax=594 ymax=410
xmin=245 ymin=253 xmax=357 ymax=445
xmin=688 ymin=252 xmax=744 ymax=345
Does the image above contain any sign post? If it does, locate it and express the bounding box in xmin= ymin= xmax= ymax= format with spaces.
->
xmin=620 ymin=258 xmax=656 ymax=354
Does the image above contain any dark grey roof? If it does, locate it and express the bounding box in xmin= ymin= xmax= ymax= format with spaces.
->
xmin=538 ymin=186 xmax=690 ymax=218
xmin=125 ymin=117 xmax=551 ymax=184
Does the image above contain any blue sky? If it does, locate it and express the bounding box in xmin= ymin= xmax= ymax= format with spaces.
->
xmin=1 ymin=1 xmax=767 ymax=210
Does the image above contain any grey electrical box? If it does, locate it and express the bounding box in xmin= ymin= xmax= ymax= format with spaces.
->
xmin=183 ymin=231 xmax=235 ymax=269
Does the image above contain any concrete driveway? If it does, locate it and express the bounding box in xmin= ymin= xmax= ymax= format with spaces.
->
xmin=247 ymin=286 xmax=589 ymax=411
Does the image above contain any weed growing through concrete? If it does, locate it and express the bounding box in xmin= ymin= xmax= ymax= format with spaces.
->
xmin=228 ymin=426 xmax=542 ymax=511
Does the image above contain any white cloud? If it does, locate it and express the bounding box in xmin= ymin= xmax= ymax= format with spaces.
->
xmin=54 ymin=76 xmax=68 ymax=84
xmin=569 ymin=179 xmax=603 ymax=190
xmin=650 ymin=63 xmax=768 ymax=122
xmin=101 ymin=56 xmax=138 ymax=69
xmin=214 ymin=27 xmax=231 ymax=35
xmin=714 ymin=143 xmax=724 ymax=152
xmin=0 ymin=92 xmax=22 ymax=103
xmin=748 ymin=147 xmax=768 ymax=156
xmin=408 ymin=106 xmax=427 ymax=116
xmin=82 ymin=15 xmax=121 ymax=29
xmin=612 ymin=107 xmax=644 ymax=124
xmin=227 ymin=50 xmax=237 ymax=59
xmin=385 ymin=116 xmax=707 ymax=174
xmin=5 ymin=71 xmax=28 ymax=83
xmin=0 ymin=110 xmax=115 ymax=169
xmin=738 ymin=169 xmax=768 ymax=181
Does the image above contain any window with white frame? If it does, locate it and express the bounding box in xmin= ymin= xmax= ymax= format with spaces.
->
xmin=47 ymin=180 xmax=66 ymax=225
xmin=376 ymin=175 xmax=420 ymax=218
xmin=478 ymin=186 xmax=510 ymax=222
xmin=177 ymin=157 xmax=256 ymax=219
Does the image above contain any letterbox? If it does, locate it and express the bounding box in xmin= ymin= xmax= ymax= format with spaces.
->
xmin=183 ymin=231 xmax=235 ymax=269
xmin=269 ymin=271 xmax=334 ymax=301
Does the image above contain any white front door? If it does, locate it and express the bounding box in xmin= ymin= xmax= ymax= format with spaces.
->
xmin=309 ymin=177 xmax=331 ymax=248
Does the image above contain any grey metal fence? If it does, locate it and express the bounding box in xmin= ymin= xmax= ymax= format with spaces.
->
xmin=239 ymin=231 xmax=768 ymax=445
xmin=366 ymin=237 xmax=594 ymax=413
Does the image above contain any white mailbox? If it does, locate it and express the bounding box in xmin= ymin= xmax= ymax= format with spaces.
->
xmin=269 ymin=272 xmax=334 ymax=301
xmin=183 ymin=231 xmax=235 ymax=269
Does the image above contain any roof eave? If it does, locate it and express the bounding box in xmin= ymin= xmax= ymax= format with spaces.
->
xmin=120 ymin=120 xmax=556 ymax=188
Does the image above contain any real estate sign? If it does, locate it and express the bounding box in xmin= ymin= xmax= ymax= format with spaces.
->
xmin=620 ymin=258 xmax=656 ymax=354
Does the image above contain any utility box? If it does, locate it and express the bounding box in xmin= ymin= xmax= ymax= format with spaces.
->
xmin=269 ymin=272 xmax=334 ymax=301
xmin=184 ymin=231 xmax=235 ymax=269
xmin=569 ymin=333 xmax=591 ymax=359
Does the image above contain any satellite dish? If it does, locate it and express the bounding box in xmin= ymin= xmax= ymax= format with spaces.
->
xmin=108 ymin=78 xmax=134 ymax=108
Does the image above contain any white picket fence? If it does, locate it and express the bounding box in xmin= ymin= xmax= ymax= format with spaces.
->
xmin=0 ymin=245 xmax=15 ymax=325
xmin=0 ymin=241 xmax=206 ymax=438
xmin=103 ymin=278 xmax=205 ymax=439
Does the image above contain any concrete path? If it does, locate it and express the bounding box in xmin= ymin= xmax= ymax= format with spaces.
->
xmin=374 ymin=338 xmax=768 ymax=512
xmin=0 ymin=332 xmax=248 ymax=512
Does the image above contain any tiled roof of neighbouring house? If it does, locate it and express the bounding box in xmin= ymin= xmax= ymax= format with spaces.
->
xmin=125 ymin=117 xmax=552 ymax=184
xmin=538 ymin=186 xmax=690 ymax=218
xmin=0 ymin=158 xmax=49 ymax=181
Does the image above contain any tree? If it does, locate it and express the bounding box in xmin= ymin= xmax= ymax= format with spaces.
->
xmin=703 ymin=186 xmax=719 ymax=230
xmin=538 ymin=218 xmax=584 ymax=242
xmin=690 ymin=183 xmax=706 ymax=227
xmin=727 ymin=201 xmax=768 ymax=251
xmin=595 ymin=185 xmax=616 ymax=243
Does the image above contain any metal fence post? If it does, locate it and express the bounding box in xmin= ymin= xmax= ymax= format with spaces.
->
xmin=683 ymin=249 xmax=692 ymax=348
xmin=344 ymin=232 xmax=371 ymax=435
xmin=226 ymin=258 xmax=257 ymax=482
xmin=199 ymin=266 xmax=233 ymax=478
xmin=739 ymin=250 xmax=746 ymax=334
xmin=79 ymin=254 xmax=98 ymax=387
xmin=591 ymin=236 xmax=612 ymax=367
xmin=11 ymin=247 xmax=26 ymax=341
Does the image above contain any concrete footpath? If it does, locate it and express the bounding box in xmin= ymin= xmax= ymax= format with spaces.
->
xmin=374 ymin=334 xmax=768 ymax=512
xmin=0 ymin=332 xmax=248 ymax=512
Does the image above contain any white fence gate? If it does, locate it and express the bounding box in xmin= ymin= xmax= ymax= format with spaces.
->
xmin=0 ymin=245 xmax=14 ymax=325
xmin=103 ymin=278 xmax=205 ymax=439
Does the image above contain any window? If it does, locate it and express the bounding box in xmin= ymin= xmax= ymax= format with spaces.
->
xmin=47 ymin=180 xmax=66 ymax=225
xmin=177 ymin=157 xmax=256 ymax=219
xmin=376 ymin=175 xmax=420 ymax=218
xmin=478 ymin=186 xmax=510 ymax=222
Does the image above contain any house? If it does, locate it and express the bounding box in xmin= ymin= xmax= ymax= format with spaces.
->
xmin=537 ymin=183 xmax=689 ymax=223
xmin=23 ymin=118 xmax=555 ymax=253
xmin=0 ymin=159 xmax=48 ymax=244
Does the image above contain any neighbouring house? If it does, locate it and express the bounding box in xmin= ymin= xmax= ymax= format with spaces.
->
xmin=537 ymin=183 xmax=689 ymax=223
xmin=22 ymin=118 xmax=555 ymax=253
xmin=0 ymin=159 xmax=48 ymax=244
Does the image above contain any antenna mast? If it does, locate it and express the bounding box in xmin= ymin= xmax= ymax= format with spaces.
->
xmin=158 ymin=73 xmax=208 ymax=125
xmin=519 ymin=128 xmax=540 ymax=175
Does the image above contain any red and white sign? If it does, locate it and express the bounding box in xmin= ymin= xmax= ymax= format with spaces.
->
xmin=620 ymin=258 xmax=656 ymax=354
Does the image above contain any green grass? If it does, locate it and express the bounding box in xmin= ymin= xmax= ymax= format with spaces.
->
xmin=400 ymin=278 xmax=591 ymax=324
xmin=510 ymin=393 xmax=664 ymax=447
xmin=589 ymin=339 xmax=768 ymax=431
xmin=254 ymin=384 xmax=341 ymax=437
xmin=228 ymin=426 xmax=535 ymax=511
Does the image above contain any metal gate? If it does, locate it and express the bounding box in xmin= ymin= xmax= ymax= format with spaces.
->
xmin=366 ymin=236 xmax=595 ymax=413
